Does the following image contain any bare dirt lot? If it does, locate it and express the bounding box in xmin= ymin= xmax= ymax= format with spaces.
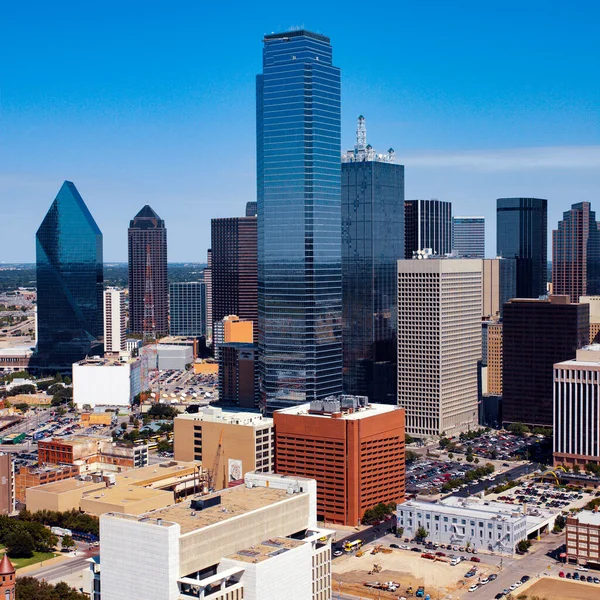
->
xmin=523 ymin=577 xmax=600 ymax=600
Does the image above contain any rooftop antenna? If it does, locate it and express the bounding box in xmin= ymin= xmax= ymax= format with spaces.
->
xmin=355 ymin=115 xmax=367 ymax=154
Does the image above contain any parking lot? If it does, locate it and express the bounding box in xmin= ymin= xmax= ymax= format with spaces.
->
xmin=440 ymin=430 xmax=542 ymax=461
xmin=150 ymin=369 xmax=217 ymax=404
xmin=406 ymin=458 xmax=495 ymax=495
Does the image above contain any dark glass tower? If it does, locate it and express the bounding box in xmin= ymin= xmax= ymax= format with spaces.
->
xmin=35 ymin=181 xmax=103 ymax=369
xmin=127 ymin=206 xmax=168 ymax=336
xmin=257 ymin=30 xmax=342 ymax=412
xmin=452 ymin=216 xmax=485 ymax=258
xmin=404 ymin=199 xmax=452 ymax=258
xmin=169 ymin=282 xmax=206 ymax=336
xmin=497 ymin=198 xmax=547 ymax=298
xmin=552 ymin=202 xmax=600 ymax=303
xmin=342 ymin=117 xmax=404 ymax=404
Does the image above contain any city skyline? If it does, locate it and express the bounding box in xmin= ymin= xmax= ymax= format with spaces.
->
xmin=2 ymin=2 xmax=599 ymax=263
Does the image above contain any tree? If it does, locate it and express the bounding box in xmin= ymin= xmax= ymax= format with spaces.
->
xmin=508 ymin=423 xmax=530 ymax=437
xmin=82 ymin=404 xmax=92 ymax=412
xmin=61 ymin=535 xmax=75 ymax=552
xmin=15 ymin=403 xmax=30 ymax=413
xmin=466 ymin=453 xmax=474 ymax=463
xmin=63 ymin=376 xmax=71 ymax=385
xmin=147 ymin=404 xmax=179 ymax=420
xmin=474 ymin=457 xmax=480 ymax=464
xmin=120 ymin=422 xmax=128 ymax=431
xmin=416 ymin=526 xmax=428 ymax=541
xmin=16 ymin=577 xmax=89 ymax=600
xmin=448 ymin=452 xmax=454 ymax=459
xmin=517 ymin=539 xmax=531 ymax=553
xmin=157 ymin=440 xmax=171 ymax=453
xmin=406 ymin=450 xmax=419 ymax=464
xmin=6 ymin=529 xmax=35 ymax=558
xmin=573 ymin=465 xmax=581 ymax=474
xmin=397 ymin=526 xmax=404 ymax=537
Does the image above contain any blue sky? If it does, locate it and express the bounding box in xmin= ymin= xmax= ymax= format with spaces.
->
xmin=1 ymin=0 xmax=599 ymax=262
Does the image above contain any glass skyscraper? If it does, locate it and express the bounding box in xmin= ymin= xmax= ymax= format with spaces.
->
xmin=452 ymin=216 xmax=485 ymax=258
xmin=497 ymin=198 xmax=547 ymax=298
xmin=257 ymin=30 xmax=342 ymax=412
xmin=404 ymin=199 xmax=452 ymax=258
xmin=35 ymin=181 xmax=103 ymax=369
xmin=341 ymin=117 xmax=404 ymax=404
xmin=169 ymin=282 xmax=206 ymax=336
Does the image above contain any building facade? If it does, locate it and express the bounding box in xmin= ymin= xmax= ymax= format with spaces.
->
xmin=503 ymin=296 xmax=589 ymax=427
xmin=104 ymin=288 xmax=126 ymax=353
xmin=552 ymin=202 xmax=600 ymax=303
xmin=274 ymin=397 xmax=405 ymax=526
xmin=404 ymin=199 xmax=452 ymax=259
xmin=0 ymin=454 xmax=14 ymax=515
xmin=127 ymin=205 xmax=168 ymax=336
xmin=482 ymin=258 xmax=517 ymax=319
xmin=219 ymin=343 xmax=257 ymax=409
xmin=487 ymin=322 xmax=503 ymax=395
xmin=257 ymin=30 xmax=342 ymax=413
xmin=211 ymin=216 xmax=258 ymax=340
xmin=205 ymin=249 xmax=213 ymax=338
xmin=554 ymin=345 xmax=600 ymax=468
xmin=497 ymin=197 xmax=547 ymax=298
xmin=566 ymin=511 xmax=600 ymax=567
xmin=15 ymin=464 xmax=80 ymax=504
xmin=169 ymin=282 xmax=206 ymax=337
xmin=341 ymin=116 xmax=404 ymax=404
xmin=397 ymin=259 xmax=482 ymax=437
xmin=452 ymin=216 xmax=485 ymax=258
xmin=35 ymin=181 xmax=103 ymax=369
xmin=580 ymin=296 xmax=600 ymax=343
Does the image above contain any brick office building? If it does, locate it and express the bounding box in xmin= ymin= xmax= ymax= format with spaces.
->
xmin=274 ymin=396 xmax=405 ymax=526
xmin=566 ymin=511 xmax=600 ymax=567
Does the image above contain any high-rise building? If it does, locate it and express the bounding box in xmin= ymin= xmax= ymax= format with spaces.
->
xmin=245 ymin=201 xmax=257 ymax=217
xmin=274 ymin=396 xmax=405 ymax=526
xmin=404 ymin=199 xmax=452 ymax=259
xmin=580 ymin=296 xmax=600 ymax=343
xmin=0 ymin=454 xmax=15 ymax=515
xmin=218 ymin=343 xmax=257 ymax=408
xmin=204 ymin=249 xmax=212 ymax=338
xmin=554 ymin=345 xmax=600 ymax=468
xmin=397 ymin=259 xmax=482 ymax=437
xmin=452 ymin=216 xmax=485 ymax=258
xmin=497 ymin=198 xmax=547 ymax=298
xmin=341 ymin=116 xmax=404 ymax=404
xmin=502 ymin=295 xmax=589 ymax=427
xmin=487 ymin=322 xmax=503 ymax=395
xmin=169 ymin=282 xmax=206 ymax=337
xmin=482 ymin=258 xmax=517 ymax=319
xmin=35 ymin=181 xmax=103 ymax=369
xmin=552 ymin=202 xmax=600 ymax=303
xmin=257 ymin=30 xmax=342 ymax=412
xmin=104 ymin=289 xmax=126 ymax=353
xmin=127 ymin=205 xmax=168 ymax=336
xmin=211 ymin=216 xmax=258 ymax=339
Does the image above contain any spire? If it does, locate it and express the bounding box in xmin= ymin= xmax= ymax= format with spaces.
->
xmin=356 ymin=115 xmax=366 ymax=152
xmin=0 ymin=554 xmax=15 ymax=575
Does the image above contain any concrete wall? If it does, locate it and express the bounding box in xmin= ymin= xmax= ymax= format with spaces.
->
xmin=26 ymin=481 xmax=105 ymax=513
xmin=73 ymin=363 xmax=132 ymax=408
xmin=158 ymin=346 xmax=193 ymax=370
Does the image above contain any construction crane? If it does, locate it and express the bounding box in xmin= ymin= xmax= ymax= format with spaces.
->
xmin=141 ymin=243 xmax=159 ymax=404
xmin=208 ymin=429 xmax=224 ymax=491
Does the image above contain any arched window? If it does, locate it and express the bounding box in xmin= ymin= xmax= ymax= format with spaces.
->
xmin=5 ymin=588 xmax=11 ymax=600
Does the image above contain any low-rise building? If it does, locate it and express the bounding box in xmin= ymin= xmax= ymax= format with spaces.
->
xmin=566 ymin=510 xmax=600 ymax=566
xmin=0 ymin=347 xmax=33 ymax=372
xmin=73 ymin=355 xmax=146 ymax=408
xmin=15 ymin=464 xmax=79 ymax=504
xmin=174 ymin=407 xmax=273 ymax=489
xmin=98 ymin=472 xmax=332 ymax=600
xmin=157 ymin=344 xmax=194 ymax=371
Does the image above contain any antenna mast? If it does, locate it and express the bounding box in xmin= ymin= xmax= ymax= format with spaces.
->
xmin=356 ymin=115 xmax=367 ymax=153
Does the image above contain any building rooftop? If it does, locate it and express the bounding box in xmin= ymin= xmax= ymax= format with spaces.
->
xmin=74 ymin=356 xmax=140 ymax=367
xmin=41 ymin=435 xmax=110 ymax=447
xmin=277 ymin=401 xmax=400 ymax=421
xmin=175 ymin=407 xmax=272 ymax=427
xmin=0 ymin=346 xmax=34 ymax=357
xmin=401 ymin=497 xmax=526 ymax=523
xmin=226 ymin=537 xmax=305 ymax=564
xmin=29 ymin=478 xmax=105 ymax=494
xmin=82 ymin=483 xmax=173 ymax=508
xmin=575 ymin=511 xmax=600 ymax=526
xmin=263 ymin=30 xmax=329 ymax=43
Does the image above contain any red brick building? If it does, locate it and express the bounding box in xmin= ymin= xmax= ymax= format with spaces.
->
xmin=274 ymin=397 xmax=405 ymax=526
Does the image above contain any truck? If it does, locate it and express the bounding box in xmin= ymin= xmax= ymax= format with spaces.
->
xmin=51 ymin=527 xmax=72 ymax=537
xmin=1 ymin=432 xmax=25 ymax=444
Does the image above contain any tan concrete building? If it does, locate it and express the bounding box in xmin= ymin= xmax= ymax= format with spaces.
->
xmin=397 ymin=258 xmax=482 ymax=436
xmin=566 ymin=511 xmax=600 ymax=566
xmin=487 ymin=322 xmax=503 ymax=395
xmin=15 ymin=464 xmax=79 ymax=503
xmin=174 ymin=407 xmax=273 ymax=490
xmin=482 ymin=258 xmax=516 ymax=318
xmin=580 ymin=296 xmax=600 ymax=343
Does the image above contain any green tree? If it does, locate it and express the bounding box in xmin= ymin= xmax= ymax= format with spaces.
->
xmin=120 ymin=422 xmax=128 ymax=431
xmin=61 ymin=535 xmax=75 ymax=552
xmin=15 ymin=402 xmax=30 ymax=413
xmin=397 ymin=526 xmax=404 ymax=537
xmin=6 ymin=530 xmax=35 ymax=558
xmin=157 ymin=440 xmax=171 ymax=453
xmin=508 ymin=423 xmax=530 ymax=437
xmin=416 ymin=526 xmax=428 ymax=541
xmin=448 ymin=452 xmax=454 ymax=459
xmin=517 ymin=539 xmax=531 ymax=553
xmin=406 ymin=450 xmax=419 ymax=464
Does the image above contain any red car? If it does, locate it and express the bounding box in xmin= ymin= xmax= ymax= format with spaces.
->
xmin=435 ymin=551 xmax=446 ymax=557
xmin=421 ymin=553 xmax=436 ymax=560
xmin=470 ymin=557 xmax=481 ymax=563
xmin=559 ymin=571 xmax=565 ymax=578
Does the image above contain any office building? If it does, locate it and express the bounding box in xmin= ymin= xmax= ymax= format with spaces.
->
xmin=398 ymin=496 xmax=528 ymax=554
xmin=128 ymin=205 xmax=168 ymax=336
xmin=245 ymin=201 xmax=257 ymax=217
xmin=580 ymin=296 xmax=600 ymax=343
xmin=99 ymin=472 xmax=332 ymax=600
xmin=554 ymin=345 xmax=600 ymax=468
xmin=219 ymin=343 xmax=257 ymax=408
xmin=274 ymin=396 xmax=405 ymax=526
xmin=497 ymin=198 xmax=547 ymax=298
xmin=341 ymin=116 xmax=404 ymax=404
xmin=566 ymin=511 xmax=600 ymax=567
xmin=404 ymin=199 xmax=452 ymax=258
xmin=211 ymin=216 xmax=258 ymax=340
xmin=35 ymin=181 xmax=103 ymax=369
xmin=487 ymin=322 xmax=503 ymax=395
xmin=452 ymin=216 xmax=485 ymax=258
xmin=0 ymin=454 xmax=15 ymax=515
xmin=169 ymin=282 xmax=206 ymax=337
xmin=204 ymin=249 xmax=213 ymax=338
xmin=104 ymin=288 xmax=126 ymax=353
xmin=174 ymin=407 xmax=273 ymax=489
xmin=397 ymin=259 xmax=482 ymax=437
xmin=482 ymin=258 xmax=517 ymax=319
xmin=257 ymin=30 xmax=342 ymax=413
xmin=553 ymin=202 xmax=600 ymax=303
xmin=503 ymin=296 xmax=589 ymax=427
xmin=213 ymin=314 xmax=254 ymax=359
xmin=0 ymin=347 xmax=33 ymax=372
xmin=72 ymin=355 xmax=146 ymax=408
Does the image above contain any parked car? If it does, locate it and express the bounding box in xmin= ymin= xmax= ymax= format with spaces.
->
xmin=559 ymin=571 xmax=565 ymax=578
xmin=470 ymin=557 xmax=481 ymax=563
xmin=468 ymin=584 xmax=479 ymax=592
xmin=390 ymin=543 xmax=399 ymax=549
xmin=520 ymin=575 xmax=530 ymax=582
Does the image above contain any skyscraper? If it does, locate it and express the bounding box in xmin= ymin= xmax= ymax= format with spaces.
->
xmin=127 ymin=205 xmax=168 ymax=337
xmin=169 ymin=282 xmax=206 ymax=337
xmin=482 ymin=258 xmax=517 ymax=319
xmin=452 ymin=216 xmax=485 ymax=258
xmin=404 ymin=199 xmax=452 ymax=258
xmin=397 ymin=259 xmax=482 ymax=437
xmin=552 ymin=202 xmax=600 ymax=303
xmin=104 ymin=289 xmax=126 ymax=353
xmin=497 ymin=198 xmax=547 ymax=298
xmin=257 ymin=30 xmax=342 ymax=412
xmin=245 ymin=201 xmax=257 ymax=217
xmin=342 ymin=116 xmax=404 ymax=404
xmin=35 ymin=181 xmax=103 ymax=369
xmin=204 ymin=249 xmax=213 ymax=338
xmin=211 ymin=216 xmax=258 ymax=340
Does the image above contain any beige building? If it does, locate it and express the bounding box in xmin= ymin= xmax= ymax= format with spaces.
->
xmin=487 ymin=322 xmax=503 ymax=394
xmin=104 ymin=288 xmax=126 ymax=354
xmin=482 ymin=258 xmax=516 ymax=318
xmin=580 ymin=296 xmax=600 ymax=343
xmin=397 ymin=258 xmax=482 ymax=436
xmin=174 ymin=407 xmax=273 ymax=490
xmin=566 ymin=511 xmax=600 ymax=567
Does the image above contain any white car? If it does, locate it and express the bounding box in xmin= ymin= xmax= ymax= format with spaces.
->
xmin=333 ymin=550 xmax=343 ymax=557
xmin=509 ymin=583 xmax=518 ymax=590
xmin=468 ymin=584 xmax=479 ymax=592
xmin=576 ymin=566 xmax=589 ymax=572
xmin=480 ymin=577 xmax=489 ymax=585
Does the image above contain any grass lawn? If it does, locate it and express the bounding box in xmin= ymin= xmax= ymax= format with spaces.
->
xmin=0 ymin=549 xmax=57 ymax=570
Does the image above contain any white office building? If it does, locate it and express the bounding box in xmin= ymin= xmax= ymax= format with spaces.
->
xmin=397 ymin=496 xmax=527 ymax=554
xmin=397 ymin=258 xmax=482 ymax=437
xmin=98 ymin=472 xmax=332 ymax=600
xmin=104 ymin=289 xmax=126 ymax=353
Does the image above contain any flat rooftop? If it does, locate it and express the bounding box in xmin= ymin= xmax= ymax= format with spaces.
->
xmin=402 ymin=498 xmax=525 ymax=523
xmin=29 ymin=478 xmax=104 ymax=494
xmin=145 ymin=484 xmax=297 ymax=534
xmin=41 ymin=436 xmax=109 ymax=447
xmin=74 ymin=356 xmax=140 ymax=367
xmin=176 ymin=407 xmax=272 ymax=427
xmin=82 ymin=484 xmax=172 ymax=507
xmin=226 ymin=537 xmax=305 ymax=564
xmin=277 ymin=402 xmax=400 ymax=421
xmin=0 ymin=347 xmax=33 ymax=357
xmin=114 ymin=461 xmax=199 ymax=487
xmin=576 ymin=511 xmax=600 ymax=527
